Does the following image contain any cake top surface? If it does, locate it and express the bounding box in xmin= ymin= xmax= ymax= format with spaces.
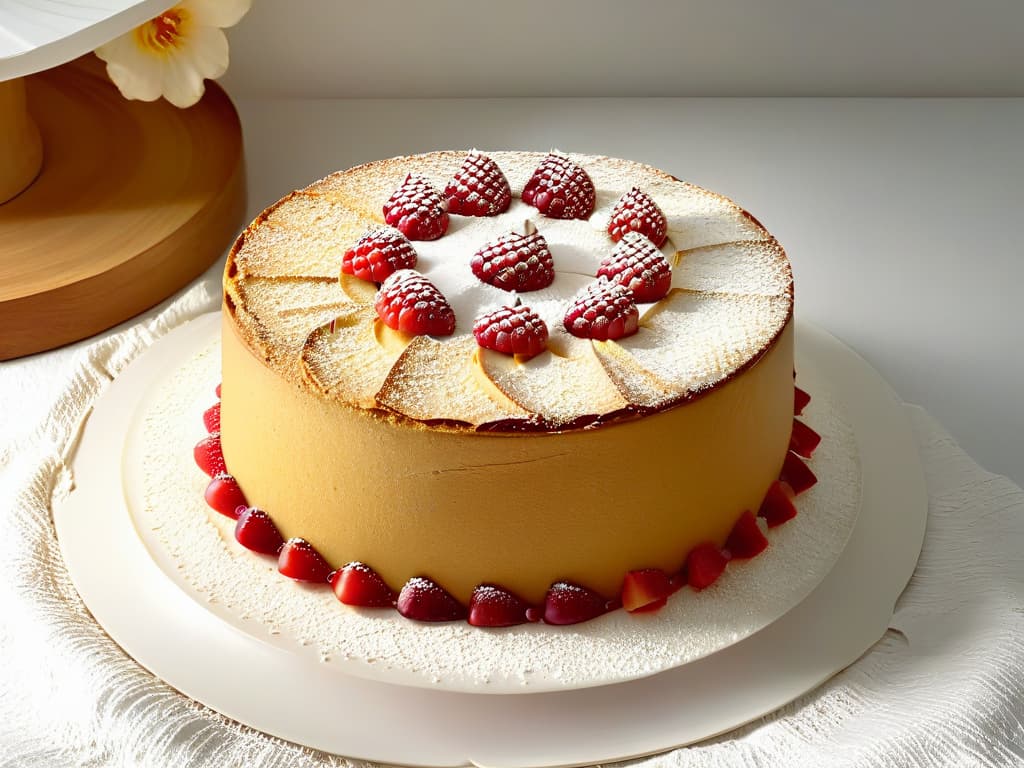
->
xmin=224 ymin=150 xmax=793 ymax=431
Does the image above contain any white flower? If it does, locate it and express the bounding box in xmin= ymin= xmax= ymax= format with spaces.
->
xmin=95 ymin=0 xmax=251 ymax=108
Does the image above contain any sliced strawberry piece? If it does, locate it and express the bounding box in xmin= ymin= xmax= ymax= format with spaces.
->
xmin=342 ymin=227 xmax=418 ymax=283
xmin=521 ymin=153 xmax=596 ymax=220
xmin=374 ymin=269 xmax=456 ymax=336
xmin=470 ymin=226 xmax=555 ymax=292
xmin=444 ymin=152 xmax=512 ymax=216
xmin=194 ymin=434 xmax=226 ymax=477
xmin=564 ymin=281 xmax=639 ymax=341
xmin=724 ymin=510 xmax=769 ymax=559
xmin=203 ymin=402 xmax=221 ymax=433
xmin=794 ymin=385 xmax=811 ymax=415
xmin=468 ymin=584 xmax=534 ymax=627
xmin=234 ymin=507 xmax=285 ymax=555
xmin=383 ymin=173 xmax=449 ymax=241
xmin=780 ymin=451 xmax=818 ymax=495
xmin=686 ymin=543 xmax=729 ymax=590
xmin=621 ymin=568 xmax=672 ymax=613
xmin=277 ymin=538 xmax=333 ymax=583
xmin=473 ymin=305 xmax=549 ymax=358
xmin=789 ymin=418 xmax=822 ymax=458
xmin=204 ymin=474 xmax=246 ymax=519
xmin=758 ymin=480 xmax=798 ymax=528
xmin=597 ymin=231 xmax=672 ymax=303
xmin=215 ymin=382 xmax=222 ymax=398
xmin=396 ymin=576 xmax=466 ymax=622
xmin=542 ymin=581 xmax=611 ymax=625
xmin=607 ymin=187 xmax=668 ymax=247
xmin=331 ymin=561 xmax=397 ymax=607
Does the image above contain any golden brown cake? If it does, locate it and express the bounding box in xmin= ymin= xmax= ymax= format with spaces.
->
xmin=215 ymin=150 xmax=798 ymax=626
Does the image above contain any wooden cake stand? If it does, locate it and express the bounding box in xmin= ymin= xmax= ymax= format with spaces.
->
xmin=0 ymin=53 xmax=245 ymax=360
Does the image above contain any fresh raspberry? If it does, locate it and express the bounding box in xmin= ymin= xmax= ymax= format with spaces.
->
xmin=607 ymin=187 xmax=668 ymax=247
xmin=396 ymin=577 xmax=466 ymax=622
xmin=470 ymin=227 xmax=555 ymax=292
xmin=444 ymin=152 xmax=512 ymax=216
xmin=374 ymin=270 xmax=456 ymax=336
xmin=597 ymin=231 xmax=673 ymax=303
xmin=342 ymin=227 xmax=418 ymax=283
xmin=468 ymin=584 xmax=535 ymax=627
xmin=563 ymin=281 xmax=640 ymax=341
xmin=521 ymin=153 xmax=596 ymax=220
xmin=473 ymin=305 xmax=549 ymax=358
xmin=382 ymin=173 xmax=449 ymax=240
xmin=234 ymin=507 xmax=285 ymax=555
xmin=330 ymin=562 xmax=396 ymax=607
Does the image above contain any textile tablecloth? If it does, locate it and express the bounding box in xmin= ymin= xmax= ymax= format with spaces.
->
xmin=1 ymin=267 xmax=1022 ymax=767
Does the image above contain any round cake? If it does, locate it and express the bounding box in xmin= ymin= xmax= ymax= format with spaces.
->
xmin=216 ymin=150 xmax=797 ymax=624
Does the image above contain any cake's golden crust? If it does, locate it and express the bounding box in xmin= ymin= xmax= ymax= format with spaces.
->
xmin=224 ymin=150 xmax=793 ymax=432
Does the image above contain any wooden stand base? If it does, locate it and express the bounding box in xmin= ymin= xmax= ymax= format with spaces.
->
xmin=0 ymin=55 xmax=246 ymax=360
xmin=0 ymin=78 xmax=43 ymax=204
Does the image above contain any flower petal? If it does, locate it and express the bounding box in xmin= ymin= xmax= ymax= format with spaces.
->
xmin=160 ymin=47 xmax=207 ymax=108
xmin=181 ymin=0 xmax=251 ymax=28
xmin=96 ymin=33 xmax=165 ymax=102
xmin=184 ymin=24 xmax=229 ymax=81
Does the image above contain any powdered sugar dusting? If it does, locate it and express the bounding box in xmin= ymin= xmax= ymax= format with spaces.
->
xmin=226 ymin=151 xmax=793 ymax=427
xmin=134 ymin=336 xmax=860 ymax=693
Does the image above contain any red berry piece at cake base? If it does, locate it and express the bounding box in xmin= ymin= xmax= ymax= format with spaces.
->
xmin=202 ymin=402 xmax=220 ymax=433
xmin=470 ymin=223 xmax=555 ymax=292
xmin=758 ymin=480 xmax=798 ymax=527
xmin=686 ymin=543 xmax=729 ymax=590
xmin=331 ymin=562 xmax=397 ymax=607
xmin=204 ymin=474 xmax=246 ymax=519
xmin=396 ymin=577 xmax=467 ymax=622
xmin=193 ymin=434 xmax=226 ymax=477
xmin=468 ymin=584 xmax=535 ymax=627
xmin=780 ymin=452 xmax=818 ymax=495
xmin=542 ymin=581 xmax=612 ymax=625
xmin=564 ymin=281 xmax=640 ymax=341
xmin=342 ymin=227 xmax=418 ymax=283
xmin=724 ymin=510 xmax=769 ymax=559
xmin=794 ymin=385 xmax=812 ymax=415
xmin=234 ymin=507 xmax=285 ymax=555
xmin=383 ymin=173 xmax=449 ymax=241
xmin=473 ymin=305 xmax=549 ymax=359
xmin=597 ymin=231 xmax=673 ymax=303
xmin=607 ymin=187 xmax=668 ymax=247
xmin=278 ymin=538 xmax=333 ymax=583
xmin=444 ymin=151 xmax=512 ymax=216
xmin=521 ymin=152 xmax=596 ymax=220
xmin=374 ymin=270 xmax=456 ymax=336
xmin=621 ymin=568 xmax=673 ymax=613
xmin=789 ymin=418 xmax=822 ymax=458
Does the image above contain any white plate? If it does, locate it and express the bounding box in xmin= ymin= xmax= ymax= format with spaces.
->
xmin=124 ymin=317 xmax=862 ymax=694
xmin=53 ymin=315 xmax=927 ymax=767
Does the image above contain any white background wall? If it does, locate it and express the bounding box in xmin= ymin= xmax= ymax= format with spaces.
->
xmin=222 ymin=0 xmax=1024 ymax=98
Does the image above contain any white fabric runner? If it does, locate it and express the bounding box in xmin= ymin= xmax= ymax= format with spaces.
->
xmin=1 ymin=268 xmax=1023 ymax=767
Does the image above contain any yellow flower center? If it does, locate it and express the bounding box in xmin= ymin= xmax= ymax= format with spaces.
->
xmin=135 ymin=8 xmax=190 ymax=52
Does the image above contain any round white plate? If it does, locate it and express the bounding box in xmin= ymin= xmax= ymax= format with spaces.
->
xmin=53 ymin=315 xmax=927 ymax=768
